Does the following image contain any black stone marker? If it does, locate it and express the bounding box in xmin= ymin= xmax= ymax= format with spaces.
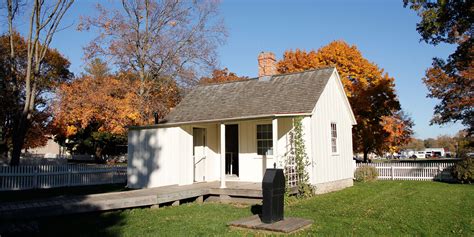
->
xmin=261 ymin=168 xmax=285 ymax=223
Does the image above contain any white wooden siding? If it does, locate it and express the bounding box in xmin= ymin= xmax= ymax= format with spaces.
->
xmin=128 ymin=126 xmax=193 ymax=188
xmin=127 ymin=70 xmax=355 ymax=188
xmin=127 ymin=119 xmax=293 ymax=187
xmin=300 ymin=116 xmax=314 ymax=183
xmin=205 ymin=118 xmax=295 ymax=183
xmin=310 ymin=72 xmax=355 ymax=184
xmin=199 ymin=124 xmax=220 ymax=181
xmin=237 ymin=119 xmax=275 ymax=182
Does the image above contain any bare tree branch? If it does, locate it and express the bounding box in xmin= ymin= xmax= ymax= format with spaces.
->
xmin=5 ymin=0 xmax=74 ymax=165
xmin=80 ymin=0 xmax=225 ymax=122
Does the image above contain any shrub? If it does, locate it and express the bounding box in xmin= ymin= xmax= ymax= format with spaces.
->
xmin=451 ymin=157 xmax=473 ymax=184
xmin=354 ymin=165 xmax=378 ymax=182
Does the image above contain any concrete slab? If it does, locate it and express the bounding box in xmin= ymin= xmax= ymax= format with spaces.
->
xmin=228 ymin=215 xmax=312 ymax=234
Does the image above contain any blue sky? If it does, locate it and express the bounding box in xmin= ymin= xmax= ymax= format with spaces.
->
xmin=14 ymin=0 xmax=465 ymax=139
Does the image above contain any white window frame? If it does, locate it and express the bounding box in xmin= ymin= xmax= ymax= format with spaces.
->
xmin=330 ymin=122 xmax=339 ymax=155
xmin=256 ymin=123 xmax=273 ymax=157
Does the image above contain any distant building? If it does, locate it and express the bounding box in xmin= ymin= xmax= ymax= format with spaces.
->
xmin=424 ymin=148 xmax=445 ymax=157
xmin=24 ymin=136 xmax=66 ymax=158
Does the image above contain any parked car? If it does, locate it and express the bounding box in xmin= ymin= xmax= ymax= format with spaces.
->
xmin=413 ymin=151 xmax=426 ymax=159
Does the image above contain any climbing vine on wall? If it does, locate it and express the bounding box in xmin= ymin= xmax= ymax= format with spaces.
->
xmin=284 ymin=117 xmax=314 ymax=198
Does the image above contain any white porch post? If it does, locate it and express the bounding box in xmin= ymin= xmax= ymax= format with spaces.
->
xmin=220 ymin=123 xmax=226 ymax=188
xmin=272 ymin=118 xmax=279 ymax=168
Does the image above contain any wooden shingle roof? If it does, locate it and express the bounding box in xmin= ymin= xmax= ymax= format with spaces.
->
xmin=161 ymin=67 xmax=335 ymax=125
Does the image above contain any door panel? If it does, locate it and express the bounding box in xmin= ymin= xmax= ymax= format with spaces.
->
xmin=193 ymin=128 xmax=206 ymax=182
xmin=225 ymin=124 xmax=239 ymax=176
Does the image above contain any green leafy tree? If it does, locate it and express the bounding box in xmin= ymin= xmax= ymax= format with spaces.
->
xmin=293 ymin=117 xmax=314 ymax=197
xmin=54 ymin=122 xmax=127 ymax=161
xmin=402 ymin=138 xmax=425 ymax=151
xmin=284 ymin=117 xmax=313 ymax=198
xmin=424 ymin=138 xmax=438 ymax=148
xmin=84 ymin=58 xmax=111 ymax=78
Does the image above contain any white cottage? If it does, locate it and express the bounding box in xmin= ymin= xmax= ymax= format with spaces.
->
xmin=128 ymin=52 xmax=357 ymax=194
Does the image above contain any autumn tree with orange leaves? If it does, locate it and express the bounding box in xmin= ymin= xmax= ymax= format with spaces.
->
xmin=381 ymin=111 xmax=414 ymax=154
xmin=199 ymin=68 xmax=248 ymax=84
xmin=54 ymin=74 xmax=138 ymax=158
xmin=53 ymin=67 xmax=179 ymax=158
xmin=0 ymin=32 xmax=72 ymax=160
xmin=278 ymin=41 xmax=413 ymax=161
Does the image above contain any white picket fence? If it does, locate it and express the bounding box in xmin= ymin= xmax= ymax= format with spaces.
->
xmin=356 ymin=162 xmax=457 ymax=181
xmin=0 ymin=164 xmax=127 ymax=191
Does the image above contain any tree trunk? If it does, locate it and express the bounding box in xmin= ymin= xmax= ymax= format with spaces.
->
xmin=95 ymin=145 xmax=104 ymax=163
xmin=10 ymin=114 xmax=28 ymax=166
xmin=0 ymin=135 xmax=7 ymax=159
xmin=363 ymin=150 xmax=369 ymax=163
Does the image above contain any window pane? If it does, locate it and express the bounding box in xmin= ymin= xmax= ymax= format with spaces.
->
xmin=331 ymin=123 xmax=337 ymax=153
xmin=331 ymin=123 xmax=337 ymax=138
xmin=257 ymin=124 xmax=273 ymax=156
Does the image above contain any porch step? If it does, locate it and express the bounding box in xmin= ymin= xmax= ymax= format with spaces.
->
xmin=208 ymin=187 xmax=262 ymax=198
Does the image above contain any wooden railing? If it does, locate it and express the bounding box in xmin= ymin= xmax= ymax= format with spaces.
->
xmin=356 ymin=162 xmax=457 ymax=181
xmin=0 ymin=164 xmax=127 ymax=191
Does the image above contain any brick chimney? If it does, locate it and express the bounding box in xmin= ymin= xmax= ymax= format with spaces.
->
xmin=258 ymin=52 xmax=277 ymax=77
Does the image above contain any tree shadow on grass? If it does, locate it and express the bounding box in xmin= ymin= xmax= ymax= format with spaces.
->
xmin=0 ymin=211 xmax=127 ymax=237
xmin=37 ymin=211 xmax=127 ymax=237
xmin=0 ymin=190 xmax=133 ymax=237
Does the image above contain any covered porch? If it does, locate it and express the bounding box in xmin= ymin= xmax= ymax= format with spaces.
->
xmin=127 ymin=115 xmax=309 ymax=190
xmin=191 ymin=115 xmax=308 ymax=189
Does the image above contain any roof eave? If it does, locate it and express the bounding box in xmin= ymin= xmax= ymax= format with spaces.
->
xmin=129 ymin=112 xmax=312 ymax=130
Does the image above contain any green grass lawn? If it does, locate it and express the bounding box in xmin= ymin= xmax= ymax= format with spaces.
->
xmin=9 ymin=181 xmax=474 ymax=236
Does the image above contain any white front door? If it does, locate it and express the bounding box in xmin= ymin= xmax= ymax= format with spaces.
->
xmin=193 ymin=128 xmax=206 ymax=182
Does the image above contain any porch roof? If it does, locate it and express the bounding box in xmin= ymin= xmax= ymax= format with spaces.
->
xmin=158 ymin=67 xmax=334 ymax=126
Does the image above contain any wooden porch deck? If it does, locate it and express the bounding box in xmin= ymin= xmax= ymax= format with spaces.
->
xmin=0 ymin=181 xmax=262 ymax=220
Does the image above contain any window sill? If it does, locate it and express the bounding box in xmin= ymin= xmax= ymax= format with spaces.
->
xmin=331 ymin=153 xmax=340 ymax=156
